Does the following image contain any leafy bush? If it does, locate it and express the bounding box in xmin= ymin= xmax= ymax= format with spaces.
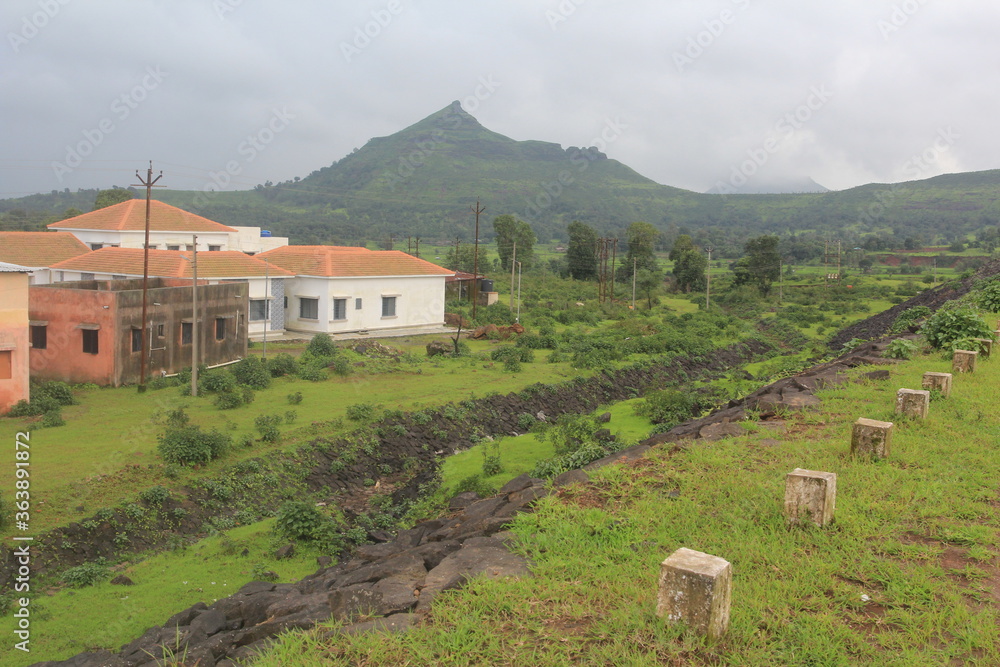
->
xmin=6 ymin=400 xmax=40 ymax=418
xmin=634 ymin=389 xmax=701 ymax=428
xmin=453 ymin=473 xmax=498 ymax=498
xmin=62 ymin=560 xmax=109 ymax=588
xmin=254 ymin=414 xmax=283 ymax=442
xmin=890 ymin=306 xmax=932 ymax=334
xmin=920 ymin=305 xmax=993 ymax=350
xmin=490 ymin=346 xmax=533 ymax=363
xmin=297 ymin=364 xmax=327 ymax=382
xmin=232 ymin=356 xmax=271 ymax=390
xmin=481 ymin=441 xmax=503 ymax=476
xmin=213 ymin=389 xmax=246 ymax=410
xmin=287 ymin=391 xmax=303 ymax=405
xmin=970 ymin=278 xmax=1000 ymax=313
xmin=516 ymin=413 xmax=537 ymax=431
xmin=346 ymin=403 xmax=379 ymax=422
xmin=157 ymin=425 xmax=231 ymax=465
xmin=41 ymin=409 xmax=66 ymax=428
xmin=306 ymin=333 xmax=338 ymax=357
xmin=275 ymin=501 xmax=325 ymax=540
xmin=201 ymin=369 xmax=237 ymax=393
xmin=884 ymin=338 xmax=920 ymax=360
xmin=329 ymin=356 xmax=352 ymax=377
xmin=32 ymin=381 xmax=75 ymax=406
xmin=502 ymin=358 xmax=522 ymax=373
xmin=266 ymin=353 xmax=298 ymax=377
xmin=139 ymin=486 xmax=171 ymax=505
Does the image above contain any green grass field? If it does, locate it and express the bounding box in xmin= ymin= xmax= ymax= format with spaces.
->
xmin=250 ymin=351 xmax=1000 ymax=666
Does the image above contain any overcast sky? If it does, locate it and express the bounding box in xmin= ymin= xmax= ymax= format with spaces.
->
xmin=2 ymin=0 xmax=998 ymax=200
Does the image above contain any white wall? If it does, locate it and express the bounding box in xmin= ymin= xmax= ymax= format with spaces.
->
xmin=283 ymin=275 xmax=447 ymax=334
xmin=63 ymin=229 xmax=233 ymax=251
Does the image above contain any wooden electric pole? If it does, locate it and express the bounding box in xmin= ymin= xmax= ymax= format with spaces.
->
xmin=132 ymin=161 xmax=163 ymax=392
xmin=470 ymin=198 xmax=485 ymax=319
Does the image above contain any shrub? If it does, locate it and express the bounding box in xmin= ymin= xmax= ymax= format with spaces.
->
xmin=254 ymin=414 xmax=283 ymax=442
xmin=41 ymin=409 xmax=66 ymax=428
xmin=201 ymin=369 xmax=237 ymax=393
xmin=330 ymin=356 xmax=352 ymax=377
xmin=453 ymin=473 xmax=498 ymax=498
xmin=213 ymin=389 xmax=246 ymax=410
xmin=6 ymin=400 xmax=40 ymax=418
xmin=634 ymin=389 xmax=701 ymax=428
xmin=481 ymin=441 xmax=503 ymax=476
xmin=62 ymin=560 xmax=109 ymax=588
xmin=275 ymin=501 xmax=323 ymax=541
xmin=33 ymin=381 xmax=75 ymax=406
xmin=884 ymin=338 xmax=920 ymax=360
xmin=306 ymin=333 xmax=338 ymax=357
xmin=266 ymin=353 xmax=298 ymax=377
xmin=921 ymin=304 xmax=993 ymax=350
xmin=297 ymin=364 xmax=327 ymax=382
xmin=970 ymin=278 xmax=1000 ymax=313
xmin=490 ymin=346 xmax=533 ymax=363
xmin=287 ymin=391 xmax=303 ymax=405
xmin=139 ymin=486 xmax=171 ymax=505
xmin=890 ymin=306 xmax=932 ymax=334
xmin=502 ymin=357 xmax=522 ymax=373
xmin=516 ymin=413 xmax=537 ymax=431
xmin=232 ymin=356 xmax=271 ymax=390
xmin=346 ymin=403 xmax=379 ymax=422
xmin=157 ymin=425 xmax=231 ymax=465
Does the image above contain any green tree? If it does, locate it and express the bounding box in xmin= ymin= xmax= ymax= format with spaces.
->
xmin=733 ymin=234 xmax=781 ymax=296
xmin=668 ymin=234 xmax=707 ymax=293
xmin=624 ymin=221 xmax=660 ymax=273
xmin=493 ymin=214 xmax=536 ymax=271
xmin=445 ymin=242 xmax=488 ymax=274
xmin=566 ymin=221 xmax=598 ymax=280
xmin=93 ymin=188 xmax=134 ymax=210
xmin=635 ymin=267 xmax=663 ymax=308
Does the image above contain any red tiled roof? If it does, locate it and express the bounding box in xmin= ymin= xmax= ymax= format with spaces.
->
xmin=0 ymin=232 xmax=90 ymax=267
xmin=48 ymin=248 xmax=293 ymax=279
xmin=47 ymin=200 xmax=237 ymax=233
xmin=260 ymin=246 xmax=455 ymax=278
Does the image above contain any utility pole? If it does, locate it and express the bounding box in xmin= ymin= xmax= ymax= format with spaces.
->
xmin=705 ymin=246 xmax=713 ymax=310
xmin=132 ymin=161 xmax=163 ymax=392
xmin=470 ymin=198 xmax=485 ymax=319
xmin=631 ymin=257 xmax=637 ymax=309
xmin=414 ymin=236 xmax=420 ymax=258
xmin=778 ymin=256 xmax=783 ymax=303
xmin=510 ymin=241 xmax=516 ymax=310
xmin=610 ymin=238 xmax=617 ymax=302
xmin=261 ymin=253 xmax=270 ymax=361
xmin=191 ymin=235 xmax=199 ymax=397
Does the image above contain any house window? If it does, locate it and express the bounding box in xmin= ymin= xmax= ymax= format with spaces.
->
xmin=355 ymin=297 xmax=363 ymax=310
xmin=250 ymin=299 xmax=269 ymax=321
xmin=381 ymin=296 xmax=397 ymax=318
xmin=332 ymin=298 xmax=347 ymax=321
xmin=30 ymin=325 xmax=46 ymax=350
xmin=167 ymin=245 xmax=180 ymax=251
xmin=82 ymin=329 xmax=99 ymax=354
xmin=90 ymin=243 xmax=103 ymax=250
xmin=57 ymin=271 xmax=65 ymax=282
xmin=144 ymin=243 xmax=157 ymax=250
xmin=208 ymin=245 xmax=222 ymax=252
xmin=283 ymin=296 xmax=288 ymax=309
xmin=81 ymin=272 xmax=95 ymax=281
xmin=156 ymin=323 xmax=165 ymax=337
xmin=131 ymin=328 xmax=143 ymax=353
xmin=112 ymin=275 xmax=125 ymax=280
xmin=299 ymin=297 xmax=318 ymax=320
xmin=0 ymin=351 xmax=11 ymax=380
xmin=215 ymin=318 xmax=226 ymax=340
xmin=181 ymin=322 xmax=192 ymax=345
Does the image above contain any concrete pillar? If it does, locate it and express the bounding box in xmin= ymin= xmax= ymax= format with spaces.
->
xmin=657 ymin=547 xmax=732 ymax=640
xmin=973 ymin=338 xmax=993 ymax=359
xmin=784 ymin=469 xmax=836 ymax=527
xmin=921 ymin=372 xmax=952 ymax=398
xmin=851 ymin=418 xmax=893 ymax=460
xmin=895 ymin=388 xmax=930 ymax=419
xmin=952 ymin=350 xmax=978 ymax=373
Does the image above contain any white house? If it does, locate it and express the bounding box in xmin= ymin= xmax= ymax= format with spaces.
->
xmin=260 ymin=246 xmax=454 ymax=335
xmin=48 ymin=248 xmax=294 ymax=337
xmin=47 ymin=199 xmax=288 ymax=253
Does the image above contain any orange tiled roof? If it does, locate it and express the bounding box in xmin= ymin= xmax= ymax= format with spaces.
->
xmin=48 ymin=248 xmax=294 ymax=279
xmin=47 ymin=200 xmax=237 ymax=233
xmin=260 ymin=246 xmax=455 ymax=278
xmin=0 ymin=231 xmax=90 ymax=267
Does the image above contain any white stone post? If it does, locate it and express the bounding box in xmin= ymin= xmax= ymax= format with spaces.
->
xmin=895 ymin=388 xmax=930 ymax=419
xmin=657 ymin=548 xmax=732 ymax=640
xmin=921 ymin=372 xmax=952 ymax=398
xmin=784 ymin=469 xmax=836 ymax=527
xmin=851 ymin=418 xmax=893 ymax=460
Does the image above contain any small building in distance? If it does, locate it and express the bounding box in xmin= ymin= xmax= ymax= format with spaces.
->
xmin=0 ymin=262 xmax=32 ymax=412
xmin=259 ymin=245 xmax=454 ymax=335
xmin=29 ymin=277 xmax=248 ymax=387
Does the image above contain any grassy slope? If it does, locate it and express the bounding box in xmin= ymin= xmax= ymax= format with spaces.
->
xmin=253 ymin=352 xmax=1000 ymax=666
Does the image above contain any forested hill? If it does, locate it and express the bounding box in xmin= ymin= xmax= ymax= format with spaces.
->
xmin=3 ymin=102 xmax=1000 ymax=248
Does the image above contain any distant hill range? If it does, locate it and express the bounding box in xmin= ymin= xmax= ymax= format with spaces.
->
xmin=3 ymin=102 xmax=1000 ymax=246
